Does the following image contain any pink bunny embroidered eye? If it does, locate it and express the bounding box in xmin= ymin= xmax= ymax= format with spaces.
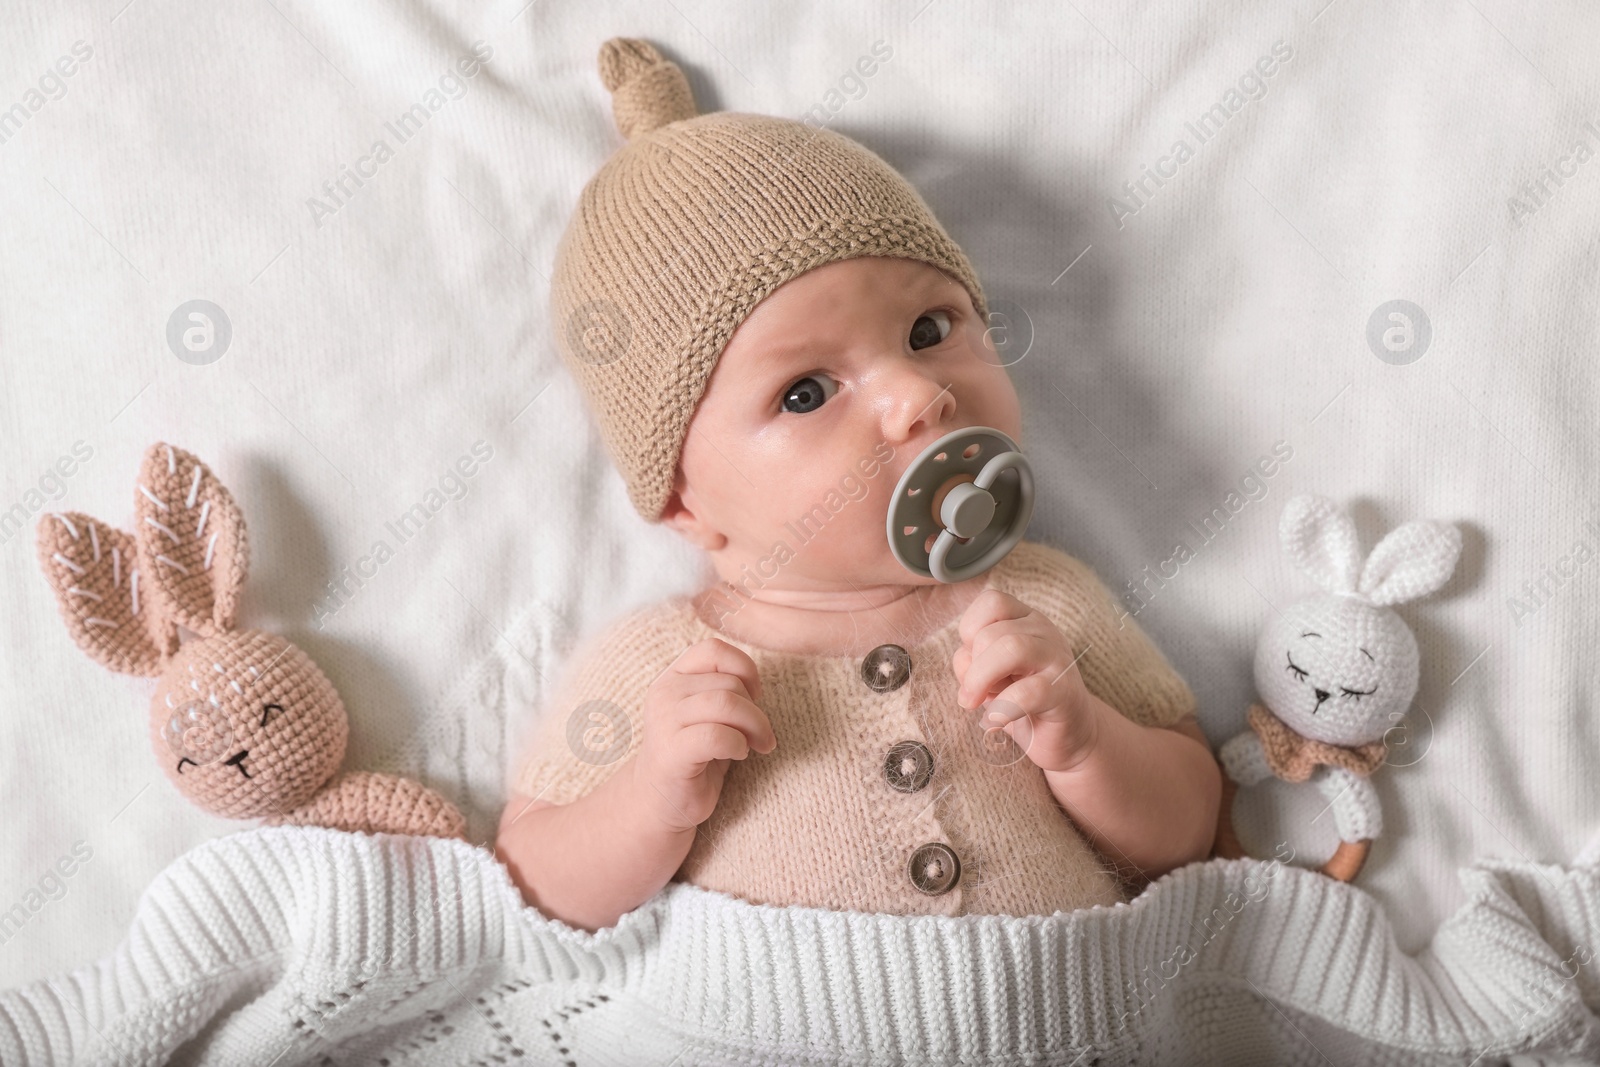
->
xmin=261 ymin=703 xmax=282 ymax=728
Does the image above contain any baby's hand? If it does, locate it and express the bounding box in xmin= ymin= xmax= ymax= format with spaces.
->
xmin=629 ymin=637 xmax=775 ymax=833
xmin=953 ymin=590 xmax=1100 ymax=773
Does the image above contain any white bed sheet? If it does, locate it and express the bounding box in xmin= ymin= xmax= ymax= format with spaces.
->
xmin=1 ymin=0 xmax=1597 ymax=989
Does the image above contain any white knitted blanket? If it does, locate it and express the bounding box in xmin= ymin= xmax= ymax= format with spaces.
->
xmin=3 ymin=827 xmax=1599 ymax=1066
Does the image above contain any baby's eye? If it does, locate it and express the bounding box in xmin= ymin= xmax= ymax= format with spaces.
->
xmin=781 ymin=374 xmax=837 ymax=414
xmin=1340 ymin=685 xmax=1376 ymax=701
xmin=261 ymin=702 xmax=283 ymax=727
xmin=1284 ymin=652 xmax=1308 ymax=681
xmin=909 ymin=310 xmax=952 ymax=351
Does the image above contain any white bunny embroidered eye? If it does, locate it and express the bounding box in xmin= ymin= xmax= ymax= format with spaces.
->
xmin=1284 ymin=636 xmax=1381 ymax=711
xmin=1284 ymin=651 xmax=1308 ymax=681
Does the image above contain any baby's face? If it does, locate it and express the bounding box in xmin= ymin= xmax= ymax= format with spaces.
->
xmin=664 ymin=255 xmax=1022 ymax=588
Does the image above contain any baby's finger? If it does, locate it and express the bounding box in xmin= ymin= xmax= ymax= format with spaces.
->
xmin=669 ymin=668 xmax=759 ymax=709
xmin=958 ymin=589 xmax=1032 ymax=647
xmin=668 ymin=637 xmax=763 ymax=704
xmin=957 ymin=629 xmax=1048 ymax=710
xmin=966 ymin=612 xmax=1053 ymax=665
xmin=671 ymin=721 xmax=752 ymax=769
xmin=678 ymin=687 xmax=777 ymax=753
xmin=984 ymin=675 xmax=1056 ymax=722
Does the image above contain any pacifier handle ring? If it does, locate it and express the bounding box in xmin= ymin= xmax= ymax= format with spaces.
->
xmin=973 ymin=450 xmax=1028 ymax=495
xmin=928 ymin=450 xmax=1034 ymax=583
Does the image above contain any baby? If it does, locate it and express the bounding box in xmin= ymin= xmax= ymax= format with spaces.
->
xmin=495 ymin=37 xmax=1220 ymax=933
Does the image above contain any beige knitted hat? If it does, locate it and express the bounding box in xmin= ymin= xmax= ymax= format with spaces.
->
xmin=551 ymin=37 xmax=989 ymax=524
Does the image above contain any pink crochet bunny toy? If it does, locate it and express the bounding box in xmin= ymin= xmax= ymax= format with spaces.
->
xmin=35 ymin=441 xmax=466 ymax=839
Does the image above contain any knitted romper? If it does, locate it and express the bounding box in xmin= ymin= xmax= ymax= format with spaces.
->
xmin=512 ymin=540 xmax=1198 ymax=918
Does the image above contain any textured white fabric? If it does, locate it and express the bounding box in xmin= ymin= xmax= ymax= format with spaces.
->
xmin=3 ymin=0 xmax=1599 ymax=1020
xmin=4 ymin=826 xmax=1600 ymax=1065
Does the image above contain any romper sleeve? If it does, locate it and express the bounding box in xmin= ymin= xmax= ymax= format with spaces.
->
xmin=1004 ymin=541 xmax=1198 ymax=730
xmin=508 ymin=599 xmax=690 ymax=807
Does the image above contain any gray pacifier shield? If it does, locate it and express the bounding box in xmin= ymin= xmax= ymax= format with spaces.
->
xmin=886 ymin=426 xmax=1034 ymax=582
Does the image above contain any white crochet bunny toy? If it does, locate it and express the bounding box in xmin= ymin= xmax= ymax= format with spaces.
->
xmin=1212 ymin=493 xmax=1461 ymax=881
xmin=35 ymin=441 xmax=466 ymax=840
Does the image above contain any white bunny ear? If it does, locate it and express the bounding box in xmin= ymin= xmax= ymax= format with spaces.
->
xmin=1357 ymin=520 xmax=1461 ymax=606
xmin=1280 ymin=495 xmax=1363 ymax=594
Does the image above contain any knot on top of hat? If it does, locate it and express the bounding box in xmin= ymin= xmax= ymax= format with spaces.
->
xmin=598 ymin=37 xmax=698 ymax=141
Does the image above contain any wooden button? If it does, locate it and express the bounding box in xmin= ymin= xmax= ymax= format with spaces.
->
xmin=883 ymin=740 xmax=934 ymax=793
xmin=861 ymin=644 xmax=911 ymax=692
xmin=908 ymin=842 xmax=961 ymax=895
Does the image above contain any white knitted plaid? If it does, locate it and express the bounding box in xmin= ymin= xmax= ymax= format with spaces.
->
xmin=2 ymin=825 xmax=1599 ymax=1066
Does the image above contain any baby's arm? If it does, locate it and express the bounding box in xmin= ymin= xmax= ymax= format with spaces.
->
xmin=494 ymin=638 xmax=775 ymax=933
xmin=1042 ymin=705 xmax=1220 ymax=880
xmin=497 ymin=766 xmax=696 ymax=934
xmin=954 ymin=582 xmax=1219 ymax=882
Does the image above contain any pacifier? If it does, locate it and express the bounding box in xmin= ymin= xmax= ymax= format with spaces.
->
xmin=886 ymin=426 xmax=1035 ymax=583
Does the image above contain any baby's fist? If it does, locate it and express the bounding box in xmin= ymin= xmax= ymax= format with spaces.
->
xmin=629 ymin=637 xmax=775 ymax=833
xmin=953 ymin=590 xmax=1100 ymax=773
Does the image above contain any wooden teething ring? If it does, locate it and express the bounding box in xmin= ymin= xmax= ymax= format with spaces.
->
xmin=1320 ymin=838 xmax=1372 ymax=882
xmin=1211 ymin=770 xmax=1373 ymax=883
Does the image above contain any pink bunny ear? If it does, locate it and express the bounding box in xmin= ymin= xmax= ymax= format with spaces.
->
xmin=36 ymin=512 xmax=176 ymax=676
xmin=1358 ymin=520 xmax=1461 ymax=606
xmin=133 ymin=443 xmax=249 ymax=636
xmin=1279 ymin=494 xmax=1362 ymax=594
